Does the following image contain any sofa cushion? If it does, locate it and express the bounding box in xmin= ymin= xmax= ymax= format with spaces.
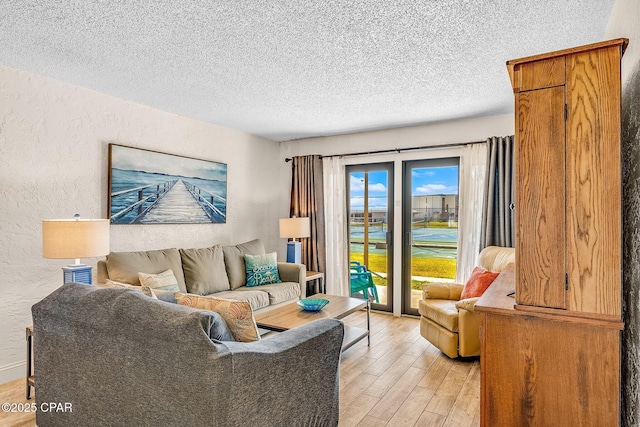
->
xmin=222 ymin=239 xmax=266 ymax=290
xmin=234 ymin=282 xmax=300 ymax=305
xmin=138 ymin=269 xmax=181 ymax=293
xmin=244 ymin=252 xmax=282 ymax=287
xmin=180 ymin=245 xmax=231 ymax=295
xmin=213 ymin=289 xmax=270 ymax=311
xmin=418 ymin=299 xmax=459 ymax=332
xmin=460 ymin=267 xmax=499 ymax=300
xmin=106 ymin=248 xmax=187 ymax=292
xmin=174 ymin=293 xmax=260 ymax=342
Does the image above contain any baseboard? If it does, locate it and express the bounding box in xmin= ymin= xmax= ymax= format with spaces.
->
xmin=0 ymin=361 xmax=25 ymax=385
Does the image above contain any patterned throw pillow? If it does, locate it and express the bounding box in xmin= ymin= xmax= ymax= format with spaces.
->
xmin=460 ymin=267 xmax=500 ymax=299
xmin=174 ymin=293 xmax=260 ymax=342
xmin=138 ymin=269 xmax=181 ymax=292
xmin=244 ymin=252 xmax=281 ymax=287
xmin=106 ymin=279 xmax=158 ymax=299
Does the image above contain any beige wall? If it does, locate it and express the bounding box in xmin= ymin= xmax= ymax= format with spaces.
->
xmin=0 ymin=64 xmax=288 ymax=383
xmin=605 ymin=1 xmax=640 ymax=425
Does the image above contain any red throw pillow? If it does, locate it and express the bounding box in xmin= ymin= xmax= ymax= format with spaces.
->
xmin=460 ymin=267 xmax=500 ymax=299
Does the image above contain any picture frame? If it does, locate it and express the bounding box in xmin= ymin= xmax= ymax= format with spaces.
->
xmin=108 ymin=144 xmax=227 ymax=224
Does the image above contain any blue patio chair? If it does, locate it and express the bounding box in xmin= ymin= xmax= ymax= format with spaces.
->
xmin=349 ymin=262 xmax=379 ymax=303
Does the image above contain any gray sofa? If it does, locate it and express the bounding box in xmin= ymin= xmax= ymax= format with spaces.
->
xmin=97 ymin=239 xmax=307 ymax=312
xmin=32 ymin=283 xmax=344 ymax=427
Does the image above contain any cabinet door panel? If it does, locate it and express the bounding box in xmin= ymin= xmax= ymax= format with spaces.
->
xmin=516 ymin=87 xmax=566 ymax=309
xmin=481 ymin=313 xmax=620 ymax=426
xmin=518 ymin=56 xmax=565 ymax=91
xmin=565 ymin=47 xmax=622 ymax=317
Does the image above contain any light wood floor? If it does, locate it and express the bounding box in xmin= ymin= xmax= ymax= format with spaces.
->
xmin=340 ymin=311 xmax=479 ymax=427
xmin=0 ymin=312 xmax=479 ymax=427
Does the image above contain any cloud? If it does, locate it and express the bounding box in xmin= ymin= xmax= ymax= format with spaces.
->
xmin=350 ymin=196 xmax=387 ymax=210
xmin=412 ymin=170 xmax=436 ymax=177
xmin=369 ymin=183 xmax=386 ymax=192
xmin=350 ymin=175 xmax=386 ymax=193
xmin=415 ymin=184 xmax=458 ymax=195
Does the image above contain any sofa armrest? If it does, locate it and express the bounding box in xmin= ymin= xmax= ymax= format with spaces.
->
xmin=97 ymin=260 xmax=108 ymax=284
xmin=422 ymin=282 xmax=463 ymax=301
xmin=223 ymin=318 xmax=343 ymax=425
xmin=455 ymin=297 xmax=481 ymax=312
xmin=277 ymin=262 xmax=307 ymax=298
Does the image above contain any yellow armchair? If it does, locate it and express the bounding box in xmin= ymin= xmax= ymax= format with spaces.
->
xmin=418 ymin=246 xmax=515 ymax=358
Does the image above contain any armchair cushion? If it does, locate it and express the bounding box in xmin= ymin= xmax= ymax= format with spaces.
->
xmin=460 ymin=267 xmax=499 ymax=299
xmin=478 ymin=246 xmax=516 ymax=272
xmin=455 ymin=297 xmax=481 ymax=312
xmin=418 ymin=299 xmax=459 ymax=332
xmin=422 ymin=282 xmax=463 ymax=301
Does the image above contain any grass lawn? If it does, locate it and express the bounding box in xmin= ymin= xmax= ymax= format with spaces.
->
xmin=350 ymin=253 xmax=456 ymax=290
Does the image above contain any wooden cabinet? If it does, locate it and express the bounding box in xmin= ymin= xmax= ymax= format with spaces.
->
xmin=510 ymin=39 xmax=626 ymax=319
xmin=478 ymin=267 xmax=622 ymax=426
xmin=476 ymin=39 xmax=627 ymax=427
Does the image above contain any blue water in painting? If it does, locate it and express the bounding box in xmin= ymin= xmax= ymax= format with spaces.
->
xmin=110 ymin=169 xmax=227 ymax=224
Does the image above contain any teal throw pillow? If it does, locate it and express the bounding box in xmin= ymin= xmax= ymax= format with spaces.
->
xmin=244 ymin=252 xmax=281 ymax=287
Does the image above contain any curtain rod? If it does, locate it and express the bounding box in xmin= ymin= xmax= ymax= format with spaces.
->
xmin=284 ymin=139 xmax=485 ymax=162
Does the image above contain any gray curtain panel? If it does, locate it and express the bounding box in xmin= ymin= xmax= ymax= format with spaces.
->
xmin=481 ymin=135 xmax=515 ymax=248
xmin=290 ymin=155 xmax=326 ymax=275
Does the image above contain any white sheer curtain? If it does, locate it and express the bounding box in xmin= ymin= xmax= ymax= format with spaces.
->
xmin=322 ymin=156 xmax=349 ymax=296
xmin=456 ymin=142 xmax=489 ymax=283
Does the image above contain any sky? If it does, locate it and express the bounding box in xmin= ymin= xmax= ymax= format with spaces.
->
xmin=111 ymin=144 xmax=227 ymax=182
xmin=350 ymin=166 xmax=458 ymax=210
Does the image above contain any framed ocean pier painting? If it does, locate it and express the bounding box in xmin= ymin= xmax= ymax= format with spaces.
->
xmin=108 ymin=144 xmax=227 ymax=224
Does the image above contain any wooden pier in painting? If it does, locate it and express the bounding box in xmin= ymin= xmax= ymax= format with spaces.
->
xmin=139 ymin=180 xmax=210 ymax=223
xmin=110 ymin=179 xmax=226 ymax=224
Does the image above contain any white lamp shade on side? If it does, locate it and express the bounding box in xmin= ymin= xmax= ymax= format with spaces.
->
xmin=42 ymin=219 xmax=110 ymax=259
xmin=279 ymin=217 xmax=311 ymax=239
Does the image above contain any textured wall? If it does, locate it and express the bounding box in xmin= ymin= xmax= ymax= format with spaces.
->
xmin=0 ymin=64 xmax=287 ymax=383
xmin=621 ymin=61 xmax=640 ymax=427
xmin=606 ymin=0 xmax=640 ymax=425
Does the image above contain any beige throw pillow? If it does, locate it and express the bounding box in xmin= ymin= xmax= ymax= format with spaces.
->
xmin=174 ymin=293 xmax=260 ymax=342
xmin=138 ymin=269 xmax=181 ymax=292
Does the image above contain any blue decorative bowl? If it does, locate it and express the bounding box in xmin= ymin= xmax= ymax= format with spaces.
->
xmin=297 ymin=298 xmax=329 ymax=312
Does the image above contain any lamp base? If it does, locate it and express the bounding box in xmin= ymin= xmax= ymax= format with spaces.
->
xmin=286 ymin=241 xmax=302 ymax=264
xmin=62 ymin=264 xmax=93 ymax=285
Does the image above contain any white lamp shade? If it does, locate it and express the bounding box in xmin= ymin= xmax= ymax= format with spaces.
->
xmin=279 ymin=217 xmax=310 ymax=239
xmin=42 ymin=219 xmax=110 ymax=259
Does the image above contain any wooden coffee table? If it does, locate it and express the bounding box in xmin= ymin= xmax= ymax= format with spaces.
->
xmin=254 ymin=293 xmax=370 ymax=351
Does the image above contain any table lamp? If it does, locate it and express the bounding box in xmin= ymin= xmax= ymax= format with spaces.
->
xmin=279 ymin=217 xmax=310 ymax=263
xmin=42 ymin=215 xmax=110 ymax=284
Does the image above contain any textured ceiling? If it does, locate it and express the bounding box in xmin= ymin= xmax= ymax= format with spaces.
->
xmin=0 ymin=1 xmax=614 ymax=141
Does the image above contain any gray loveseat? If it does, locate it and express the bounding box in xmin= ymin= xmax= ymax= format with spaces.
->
xmin=32 ymin=283 xmax=344 ymax=426
xmin=97 ymin=239 xmax=306 ymax=312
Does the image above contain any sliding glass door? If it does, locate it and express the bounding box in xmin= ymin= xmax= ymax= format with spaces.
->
xmin=346 ymin=163 xmax=393 ymax=312
xmin=402 ymin=158 xmax=459 ymax=315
